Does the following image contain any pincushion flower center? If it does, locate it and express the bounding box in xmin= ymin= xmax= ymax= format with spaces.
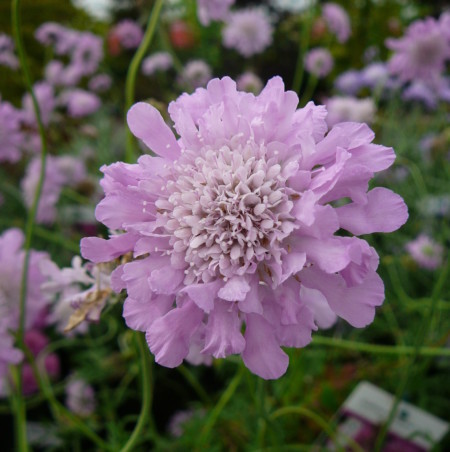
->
xmin=411 ymin=35 xmax=445 ymax=66
xmin=158 ymin=142 xmax=295 ymax=285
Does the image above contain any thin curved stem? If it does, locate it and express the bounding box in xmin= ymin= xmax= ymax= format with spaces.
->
xmin=270 ymin=407 xmax=364 ymax=452
xmin=311 ymin=335 xmax=450 ymax=357
xmin=196 ymin=364 xmax=245 ymax=449
xmin=177 ymin=365 xmax=211 ymax=405
xmin=11 ymin=0 xmax=49 ymax=449
xmin=120 ymin=332 xmax=154 ymax=452
xmin=124 ymin=0 xmax=164 ymax=163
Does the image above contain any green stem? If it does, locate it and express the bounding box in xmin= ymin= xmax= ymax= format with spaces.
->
xmin=177 ymin=365 xmax=211 ymax=405
xmin=124 ymin=0 xmax=164 ymax=163
xmin=270 ymin=407 xmax=364 ymax=452
xmin=24 ymin=347 xmax=112 ymax=451
xmin=374 ymin=260 xmax=450 ymax=451
xmin=311 ymin=336 xmax=450 ymax=357
xmin=120 ymin=333 xmax=155 ymax=452
xmin=291 ymin=8 xmax=314 ymax=94
xmin=300 ymin=74 xmax=319 ymax=106
xmin=11 ymin=0 xmax=49 ymax=449
xmin=196 ymin=364 xmax=244 ymax=449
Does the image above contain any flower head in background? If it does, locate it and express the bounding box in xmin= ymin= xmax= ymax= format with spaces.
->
xmin=0 ymin=229 xmax=50 ymax=334
xmin=109 ymin=19 xmax=143 ymax=50
xmin=179 ymin=60 xmax=212 ymax=90
xmin=402 ymin=81 xmax=437 ymax=109
xmin=88 ymin=74 xmax=112 ymax=93
xmin=322 ymin=2 xmax=351 ymax=43
xmin=197 ymin=0 xmax=234 ymax=26
xmin=0 ymin=33 xmax=19 ymax=69
xmin=59 ymin=89 xmax=101 ymax=118
xmin=22 ymin=155 xmax=86 ymax=224
xmin=142 ymin=52 xmax=173 ymax=76
xmin=65 ymin=377 xmax=96 ymax=416
xmin=386 ymin=14 xmax=450 ymax=83
xmin=0 ymin=322 xmax=23 ymax=394
xmin=21 ymin=82 xmax=56 ymax=127
xmin=222 ymin=7 xmax=273 ymax=57
xmin=271 ymin=0 xmax=316 ymax=13
xmin=334 ymin=70 xmax=363 ymax=95
xmin=305 ymin=48 xmax=334 ymax=78
xmin=71 ymin=33 xmax=103 ymax=77
xmin=236 ymin=72 xmax=263 ymax=94
xmin=81 ymin=76 xmax=407 ymax=379
xmin=35 ymin=22 xmax=77 ymax=55
xmin=0 ymin=97 xmax=24 ymax=163
xmin=406 ymin=235 xmax=444 ymax=270
xmin=361 ymin=62 xmax=390 ymax=91
xmin=325 ymin=96 xmax=376 ymax=127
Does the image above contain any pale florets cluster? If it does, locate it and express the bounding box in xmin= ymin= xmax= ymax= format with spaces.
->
xmin=81 ymin=76 xmax=408 ymax=379
xmin=0 ymin=97 xmax=24 ymax=163
xmin=222 ymin=8 xmax=273 ymax=57
xmin=65 ymin=377 xmax=96 ymax=416
xmin=179 ymin=60 xmax=212 ymax=90
xmin=386 ymin=13 xmax=450 ymax=83
xmin=236 ymin=72 xmax=263 ymax=94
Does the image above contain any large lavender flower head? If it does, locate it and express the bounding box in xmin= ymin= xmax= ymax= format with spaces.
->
xmin=81 ymin=76 xmax=408 ymax=379
xmin=197 ymin=0 xmax=235 ymax=26
xmin=222 ymin=7 xmax=273 ymax=57
xmin=322 ymin=3 xmax=351 ymax=43
xmin=386 ymin=14 xmax=450 ymax=83
xmin=305 ymin=48 xmax=334 ymax=78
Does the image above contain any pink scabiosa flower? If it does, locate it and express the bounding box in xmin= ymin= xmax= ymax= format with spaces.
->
xmin=0 ymin=97 xmax=24 ymax=163
xmin=0 ymin=33 xmax=19 ymax=69
xmin=222 ymin=7 xmax=273 ymax=57
xmin=325 ymin=96 xmax=376 ymax=128
xmin=109 ymin=19 xmax=143 ymax=50
xmin=197 ymin=0 xmax=235 ymax=26
xmin=386 ymin=14 xmax=450 ymax=83
xmin=322 ymin=3 xmax=351 ymax=43
xmin=179 ymin=60 xmax=212 ymax=90
xmin=236 ymin=72 xmax=263 ymax=94
xmin=361 ymin=62 xmax=390 ymax=91
xmin=334 ymin=70 xmax=364 ymax=96
xmin=21 ymin=81 xmax=55 ymax=127
xmin=71 ymin=33 xmax=103 ymax=77
xmin=81 ymin=76 xmax=408 ymax=379
xmin=142 ymin=52 xmax=173 ymax=76
xmin=305 ymin=48 xmax=334 ymax=78
xmin=35 ymin=22 xmax=77 ymax=55
xmin=406 ymin=235 xmax=444 ymax=270
xmin=65 ymin=377 xmax=96 ymax=416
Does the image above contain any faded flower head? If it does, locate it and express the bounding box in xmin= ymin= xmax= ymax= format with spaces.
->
xmin=59 ymin=89 xmax=101 ymax=118
xmin=334 ymin=70 xmax=364 ymax=96
xmin=325 ymin=96 xmax=376 ymax=128
xmin=197 ymin=0 xmax=234 ymax=26
xmin=0 ymin=321 xmax=23 ymax=394
xmin=222 ymin=7 xmax=273 ymax=57
xmin=179 ymin=60 xmax=212 ymax=90
xmin=305 ymin=48 xmax=334 ymax=78
xmin=65 ymin=377 xmax=96 ymax=416
xmin=142 ymin=52 xmax=173 ymax=76
xmin=82 ymin=76 xmax=408 ymax=379
xmin=0 ymin=33 xmax=19 ymax=69
xmin=322 ymin=3 xmax=351 ymax=43
xmin=406 ymin=235 xmax=444 ymax=270
xmin=110 ymin=20 xmax=143 ymax=50
xmin=386 ymin=14 xmax=450 ymax=83
xmin=88 ymin=74 xmax=112 ymax=93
